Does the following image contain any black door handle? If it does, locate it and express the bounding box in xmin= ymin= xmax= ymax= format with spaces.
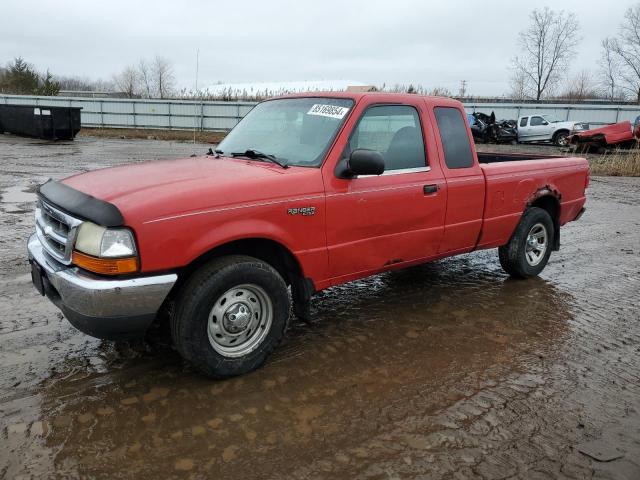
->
xmin=423 ymin=184 xmax=438 ymax=194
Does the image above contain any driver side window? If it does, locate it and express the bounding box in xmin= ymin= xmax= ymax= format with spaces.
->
xmin=347 ymin=105 xmax=427 ymax=171
xmin=530 ymin=116 xmax=545 ymax=126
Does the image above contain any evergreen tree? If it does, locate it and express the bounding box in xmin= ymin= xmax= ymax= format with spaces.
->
xmin=37 ymin=70 xmax=60 ymax=96
xmin=3 ymin=57 xmax=39 ymax=94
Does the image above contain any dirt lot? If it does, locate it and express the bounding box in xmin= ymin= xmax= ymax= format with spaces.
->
xmin=78 ymin=127 xmax=226 ymax=144
xmin=1 ymin=134 xmax=639 ymax=479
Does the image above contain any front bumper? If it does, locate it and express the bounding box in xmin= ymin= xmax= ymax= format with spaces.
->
xmin=27 ymin=234 xmax=177 ymax=340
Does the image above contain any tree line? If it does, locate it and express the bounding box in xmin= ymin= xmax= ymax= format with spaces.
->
xmin=510 ymin=5 xmax=640 ymax=102
xmin=112 ymin=57 xmax=175 ymax=99
xmin=0 ymin=58 xmax=61 ymax=96
xmin=0 ymin=56 xmax=175 ymax=99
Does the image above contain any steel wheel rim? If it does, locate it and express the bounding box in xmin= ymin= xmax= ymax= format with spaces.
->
xmin=557 ymin=134 xmax=568 ymax=146
xmin=525 ymin=223 xmax=548 ymax=266
xmin=207 ymin=283 xmax=273 ymax=358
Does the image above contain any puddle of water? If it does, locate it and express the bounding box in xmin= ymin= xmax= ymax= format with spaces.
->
xmin=1 ymin=133 xmax=639 ymax=479
xmin=1 ymin=185 xmax=37 ymax=204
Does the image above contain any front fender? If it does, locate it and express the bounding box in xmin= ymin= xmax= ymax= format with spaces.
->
xmin=184 ymin=218 xmax=298 ymax=265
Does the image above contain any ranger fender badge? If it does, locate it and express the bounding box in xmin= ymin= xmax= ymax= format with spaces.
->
xmin=287 ymin=206 xmax=316 ymax=216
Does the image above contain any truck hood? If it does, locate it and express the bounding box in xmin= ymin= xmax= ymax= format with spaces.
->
xmin=61 ymin=156 xmax=318 ymax=224
xmin=553 ymin=121 xmax=579 ymax=130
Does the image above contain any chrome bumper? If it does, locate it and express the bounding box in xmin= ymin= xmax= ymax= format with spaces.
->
xmin=27 ymin=234 xmax=177 ymax=339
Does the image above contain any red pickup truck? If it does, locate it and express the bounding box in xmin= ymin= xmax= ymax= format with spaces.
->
xmin=569 ymin=118 xmax=640 ymax=152
xmin=28 ymin=93 xmax=588 ymax=377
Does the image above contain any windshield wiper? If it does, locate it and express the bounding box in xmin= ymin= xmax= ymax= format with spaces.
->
xmin=230 ymin=149 xmax=288 ymax=169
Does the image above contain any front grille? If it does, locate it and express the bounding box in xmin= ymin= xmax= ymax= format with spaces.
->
xmin=35 ymin=198 xmax=82 ymax=264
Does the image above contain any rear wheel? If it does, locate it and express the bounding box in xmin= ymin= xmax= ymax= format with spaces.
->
xmin=171 ymin=255 xmax=290 ymax=378
xmin=499 ymin=207 xmax=554 ymax=278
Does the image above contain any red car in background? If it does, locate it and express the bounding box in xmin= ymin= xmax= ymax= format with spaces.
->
xmin=569 ymin=116 xmax=640 ymax=152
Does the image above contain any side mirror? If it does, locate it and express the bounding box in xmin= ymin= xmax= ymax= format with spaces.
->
xmin=541 ymin=120 xmax=549 ymax=126
xmin=336 ymin=149 xmax=385 ymax=178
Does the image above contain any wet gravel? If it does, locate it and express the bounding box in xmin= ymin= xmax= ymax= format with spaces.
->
xmin=1 ymin=134 xmax=639 ymax=479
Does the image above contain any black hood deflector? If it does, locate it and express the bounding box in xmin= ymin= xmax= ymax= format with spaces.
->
xmin=38 ymin=179 xmax=124 ymax=227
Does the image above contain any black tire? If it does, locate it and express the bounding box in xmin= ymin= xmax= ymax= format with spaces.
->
xmin=498 ymin=207 xmax=554 ymax=279
xmin=553 ymin=131 xmax=569 ymax=147
xmin=171 ymin=255 xmax=290 ymax=378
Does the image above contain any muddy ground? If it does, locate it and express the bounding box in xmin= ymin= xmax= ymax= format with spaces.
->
xmin=1 ymin=134 xmax=639 ymax=479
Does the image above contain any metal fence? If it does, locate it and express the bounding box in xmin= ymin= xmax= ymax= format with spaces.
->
xmin=463 ymin=102 xmax=640 ymax=125
xmin=2 ymin=94 xmax=640 ymax=131
xmin=0 ymin=94 xmax=256 ymax=131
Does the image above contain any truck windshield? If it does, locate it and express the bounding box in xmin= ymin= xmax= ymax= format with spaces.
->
xmin=542 ymin=114 xmax=560 ymax=123
xmin=216 ymin=97 xmax=354 ymax=168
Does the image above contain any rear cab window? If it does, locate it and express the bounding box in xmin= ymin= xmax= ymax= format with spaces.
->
xmin=434 ymin=107 xmax=474 ymax=169
xmin=520 ymin=117 xmax=528 ymax=127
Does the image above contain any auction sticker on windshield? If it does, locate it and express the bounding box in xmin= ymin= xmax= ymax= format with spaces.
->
xmin=307 ymin=104 xmax=350 ymax=119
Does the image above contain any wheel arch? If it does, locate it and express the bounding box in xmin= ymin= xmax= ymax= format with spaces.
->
xmin=528 ymin=191 xmax=561 ymax=250
xmin=176 ymin=237 xmax=306 ymax=290
xmin=553 ymin=128 xmax=570 ymax=143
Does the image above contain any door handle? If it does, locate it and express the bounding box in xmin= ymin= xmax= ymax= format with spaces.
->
xmin=423 ymin=184 xmax=439 ymax=194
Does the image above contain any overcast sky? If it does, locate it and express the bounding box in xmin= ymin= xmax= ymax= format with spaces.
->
xmin=0 ymin=0 xmax=637 ymax=96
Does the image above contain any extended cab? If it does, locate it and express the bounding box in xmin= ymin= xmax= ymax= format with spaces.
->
xmin=28 ymin=93 xmax=589 ymax=377
xmin=517 ymin=114 xmax=583 ymax=146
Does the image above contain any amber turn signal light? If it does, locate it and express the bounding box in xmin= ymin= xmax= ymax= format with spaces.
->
xmin=72 ymin=250 xmax=138 ymax=275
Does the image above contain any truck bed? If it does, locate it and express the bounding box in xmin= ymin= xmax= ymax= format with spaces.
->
xmin=476 ymin=153 xmax=589 ymax=250
xmin=477 ymin=152 xmax=562 ymax=163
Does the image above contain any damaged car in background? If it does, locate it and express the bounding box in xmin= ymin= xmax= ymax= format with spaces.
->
xmin=569 ymin=116 xmax=640 ymax=153
xmin=467 ymin=111 xmax=517 ymax=144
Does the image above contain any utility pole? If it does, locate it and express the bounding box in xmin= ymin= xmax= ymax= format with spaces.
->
xmin=193 ymin=48 xmax=199 ymax=144
xmin=459 ymin=80 xmax=467 ymax=98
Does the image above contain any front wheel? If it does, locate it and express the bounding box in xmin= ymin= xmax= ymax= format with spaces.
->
xmin=498 ymin=207 xmax=554 ymax=279
xmin=171 ymin=255 xmax=290 ymax=378
xmin=554 ymin=131 xmax=569 ymax=147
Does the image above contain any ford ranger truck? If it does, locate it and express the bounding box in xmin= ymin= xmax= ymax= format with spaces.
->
xmin=28 ymin=93 xmax=589 ymax=378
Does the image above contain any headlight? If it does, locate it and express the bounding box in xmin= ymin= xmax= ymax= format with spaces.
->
xmin=75 ymin=222 xmax=136 ymax=257
xmin=73 ymin=222 xmax=138 ymax=274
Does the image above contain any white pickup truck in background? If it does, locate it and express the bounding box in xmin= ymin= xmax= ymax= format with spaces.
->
xmin=517 ymin=114 xmax=584 ymax=146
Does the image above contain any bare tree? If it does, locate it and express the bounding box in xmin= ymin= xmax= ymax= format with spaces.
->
xmin=560 ymin=70 xmax=599 ymax=101
xmin=599 ymin=38 xmax=622 ymax=101
xmin=56 ymin=75 xmax=114 ymax=93
xmin=427 ymin=86 xmax=452 ymax=97
xmin=609 ymin=5 xmax=640 ymax=103
xmin=152 ymin=56 xmax=175 ymax=99
xmin=509 ymin=68 xmax=529 ymax=100
xmin=511 ymin=7 xmax=580 ymax=100
xmin=113 ymin=66 xmax=139 ymax=98
xmin=137 ymin=59 xmax=153 ymax=98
